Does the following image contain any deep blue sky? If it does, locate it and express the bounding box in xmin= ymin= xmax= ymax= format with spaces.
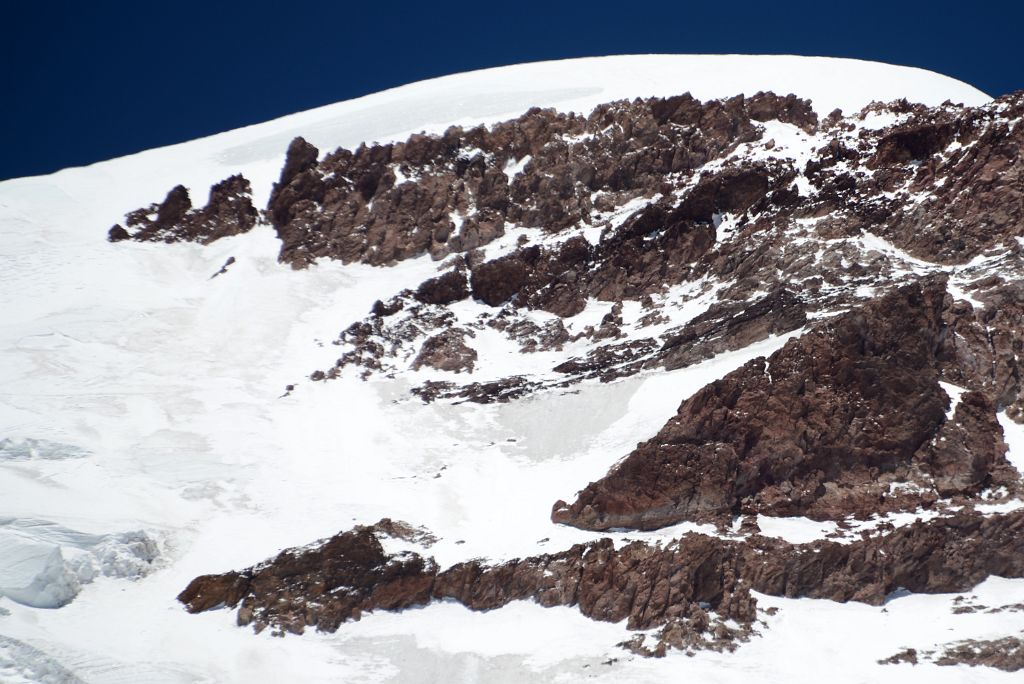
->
xmin=4 ymin=1 xmax=1021 ymax=181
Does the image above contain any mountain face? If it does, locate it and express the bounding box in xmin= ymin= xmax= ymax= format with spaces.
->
xmin=1 ymin=56 xmax=1022 ymax=682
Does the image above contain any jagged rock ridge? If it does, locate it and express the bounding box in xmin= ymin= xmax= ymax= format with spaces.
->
xmin=553 ymin=280 xmax=1020 ymax=530
xmin=179 ymin=509 xmax=1024 ymax=658
xmin=109 ymin=175 xmax=258 ymax=244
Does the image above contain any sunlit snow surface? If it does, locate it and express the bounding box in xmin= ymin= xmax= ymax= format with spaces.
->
xmin=1 ymin=55 xmax=1019 ymax=682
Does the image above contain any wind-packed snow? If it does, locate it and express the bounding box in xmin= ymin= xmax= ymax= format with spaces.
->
xmin=999 ymin=412 xmax=1024 ymax=477
xmin=1 ymin=55 xmax=1017 ymax=682
xmin=0 ymin=520 xmax=158 ymax=609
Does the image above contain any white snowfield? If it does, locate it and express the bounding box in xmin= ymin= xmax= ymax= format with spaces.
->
xmin=0 ymin=55 xmax=1018 ymax=683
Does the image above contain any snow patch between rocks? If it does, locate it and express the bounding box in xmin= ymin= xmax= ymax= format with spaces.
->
xmin=998 ymin=411 xmax=1024 ymax=477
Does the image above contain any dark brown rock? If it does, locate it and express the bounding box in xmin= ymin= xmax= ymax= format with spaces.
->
xmin=940 ymin=282 xmax=1024 ymax=408
xmin=674 ymin=167 xmax=773 ymax=222
xmin=881 ymin=94 xmax=1024 ymax=263
xmin=870 ymin=122 xmax=956 ymax=167
xmin=178 ymin=522 xmax=438 ymax=635
xmin=116 ymin=175 xmax=258 ymax=245
xmin=370 ymin=298 xmax=404 ymax=317
xmin=279 ymin=137 xmax=320 ymax=188
xmin=658 ymin=287 xmax=807 ymax=371
xmin=414 ymin=269 xmax=470 ymax=306
xmin=885 ymin=635 xmax=1024 ymax=672
xmin=155 ymin=185 xmax=192 ymax=227
xmin=267 ymin=137 xmax=322 ymax=230
xmin=297 ymin=93 xmax=1024 ymax=422
xmin=256 ymin=92 xmax=812 ymax=269
xmin=917 ymin=390 xmax=1015 ymax=496
xmin=744 ymin=92 xmax=818 ymax=133
xmin=411 ymin=329 xmax=477 ymax=373
xmin=180 ymin=509 xmax=1024 ymax=650
xmin=935 ymin=636 xmax=1024 ymax=671
xmin=879 ymin=648 xmax=919 ymax=666
xmin=552 ymin=279 xmax=1017 ymax=530
xmin=470 ymin=254 xmax=532 ymax=306
xmin=107 ymin=224 xmax=130 ymax=242
xmin=210 ymin=256 xmax=236 ymax=279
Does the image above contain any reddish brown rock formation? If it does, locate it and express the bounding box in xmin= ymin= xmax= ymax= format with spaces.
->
xmin=296 ymin=93 xmax=1024 ymax=403
xmin=470 ymin=251 xmax=535 ymax=307
xmin=878 ymin=96 xmax=1024 ymax=264
xmin=104 ymin=83 xmax=1024 ymax=664
xmin=552 ymin=280 xmax=1019 ymax=531
xmin=657 ymin=287 xmax=807 ymax=371
xmin=414 ymin=269 xmax=470 ymax=306
xmin=934 ymin=636 xmax=1024 ymax=671
xmin=179 ymin=509 xmax=1024 ymax=651
xmin=109 ymin=174 xmax=258 ymax=244
xmin=411 ymin=329 xmax=477 ymax=373
xmin=111 ymin=92 xmax=1024 ymax=279
xmin=178 ymin=522 xmax=437 ymax=635
xmin=918 ymin=390 xmax=1013 ymax=496
xmin=939 ymin=279 xmax=1024 ymax=414
xmin=883 ymin=635 xmax=1024 ymax=672
xmin=108 ymin=91 xmax=1024 ymax=412
xmin=267 ymin=136 xmax=320 ymax=229
xmin=260 ymin=93 xmax=814 ymax=268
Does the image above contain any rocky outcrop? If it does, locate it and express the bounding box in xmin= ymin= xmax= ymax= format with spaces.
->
xmin=878 ymin=96 xmax=1024 ymax=264
xmin=552 ymin=280 xmax=1019 ymax=530
xmin=261 ymin=93 xmax=815 ymax=268
xmin=291 ymin=92 xmax=1024 ymax=405
xmin=918 ymin=390 xmax=1013 ymax=495
xmin=178 ymin=521 xmax=437 ymax=635
xmin=940 ymin=279 xmax=1024 ymax=413
xmin=267 ymin=136 xmax=320 ymax=229
xmin=109 ymin=174 xmax=258 ymax=244
xmin=411 ymin=329 xmax=477 ymax=373
xmin=470 ymin=251 xmax=536 ymax=307
xmin=108 ymin=81 xmax=1024 ymax=667
xmin=108 ymin=91 xmax=1024 ymax=414
xmin=657 ymin=287 xmax=807 ymax=371
xmin=934 ymin=636 xmax=1024 ymax=671
xmin=180 ymin=509 xmax=1024 ymax=653
xmin=883 ymin=636 xmax=1024 ymax=672
xmin=248 ymin=89 xmax=1021 ymax=273
xmin=414 ymin=269 xmax=470 ymax=306
xmin=870 ymin=121 xmax=956 ymax=167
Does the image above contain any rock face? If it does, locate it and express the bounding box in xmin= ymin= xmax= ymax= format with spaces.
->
xmin=108 ymin=91 xmax=1024 ymax=416
xmin=180 ymin=509 xmax=1024 ymax=649
xmin=109 ymin=175 xmax=258 ymax=244
xmin=414 ymin=269 xmax=470 ymax=306
xmin=657 ymin=287 xmax=807 ymax=371
xmin=552 ymin=280 xmax=1018 ymax=530
xmin=116 ymin=85 xmax=1024 ymax=662
xmin=261 ymin=93 xmax=811 ymax=268
xmin=275 ymin=91 xmax=1024 ymax=409
xmin=876 ymin=101 xmax=1024 ymax=264
xmin=411 ymin=329 xmax=477 ymax=373
xmin=178 ymin=522 xmax=437 ymax=634
xmin=940 ymin=280 xmax=1024 ymax=417
xmin=924 ymin=390 xmax=1012 ymax=495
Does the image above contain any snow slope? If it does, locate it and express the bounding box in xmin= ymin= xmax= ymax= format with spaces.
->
xmin=1 ymin=55 xmax=1017 ymax=683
